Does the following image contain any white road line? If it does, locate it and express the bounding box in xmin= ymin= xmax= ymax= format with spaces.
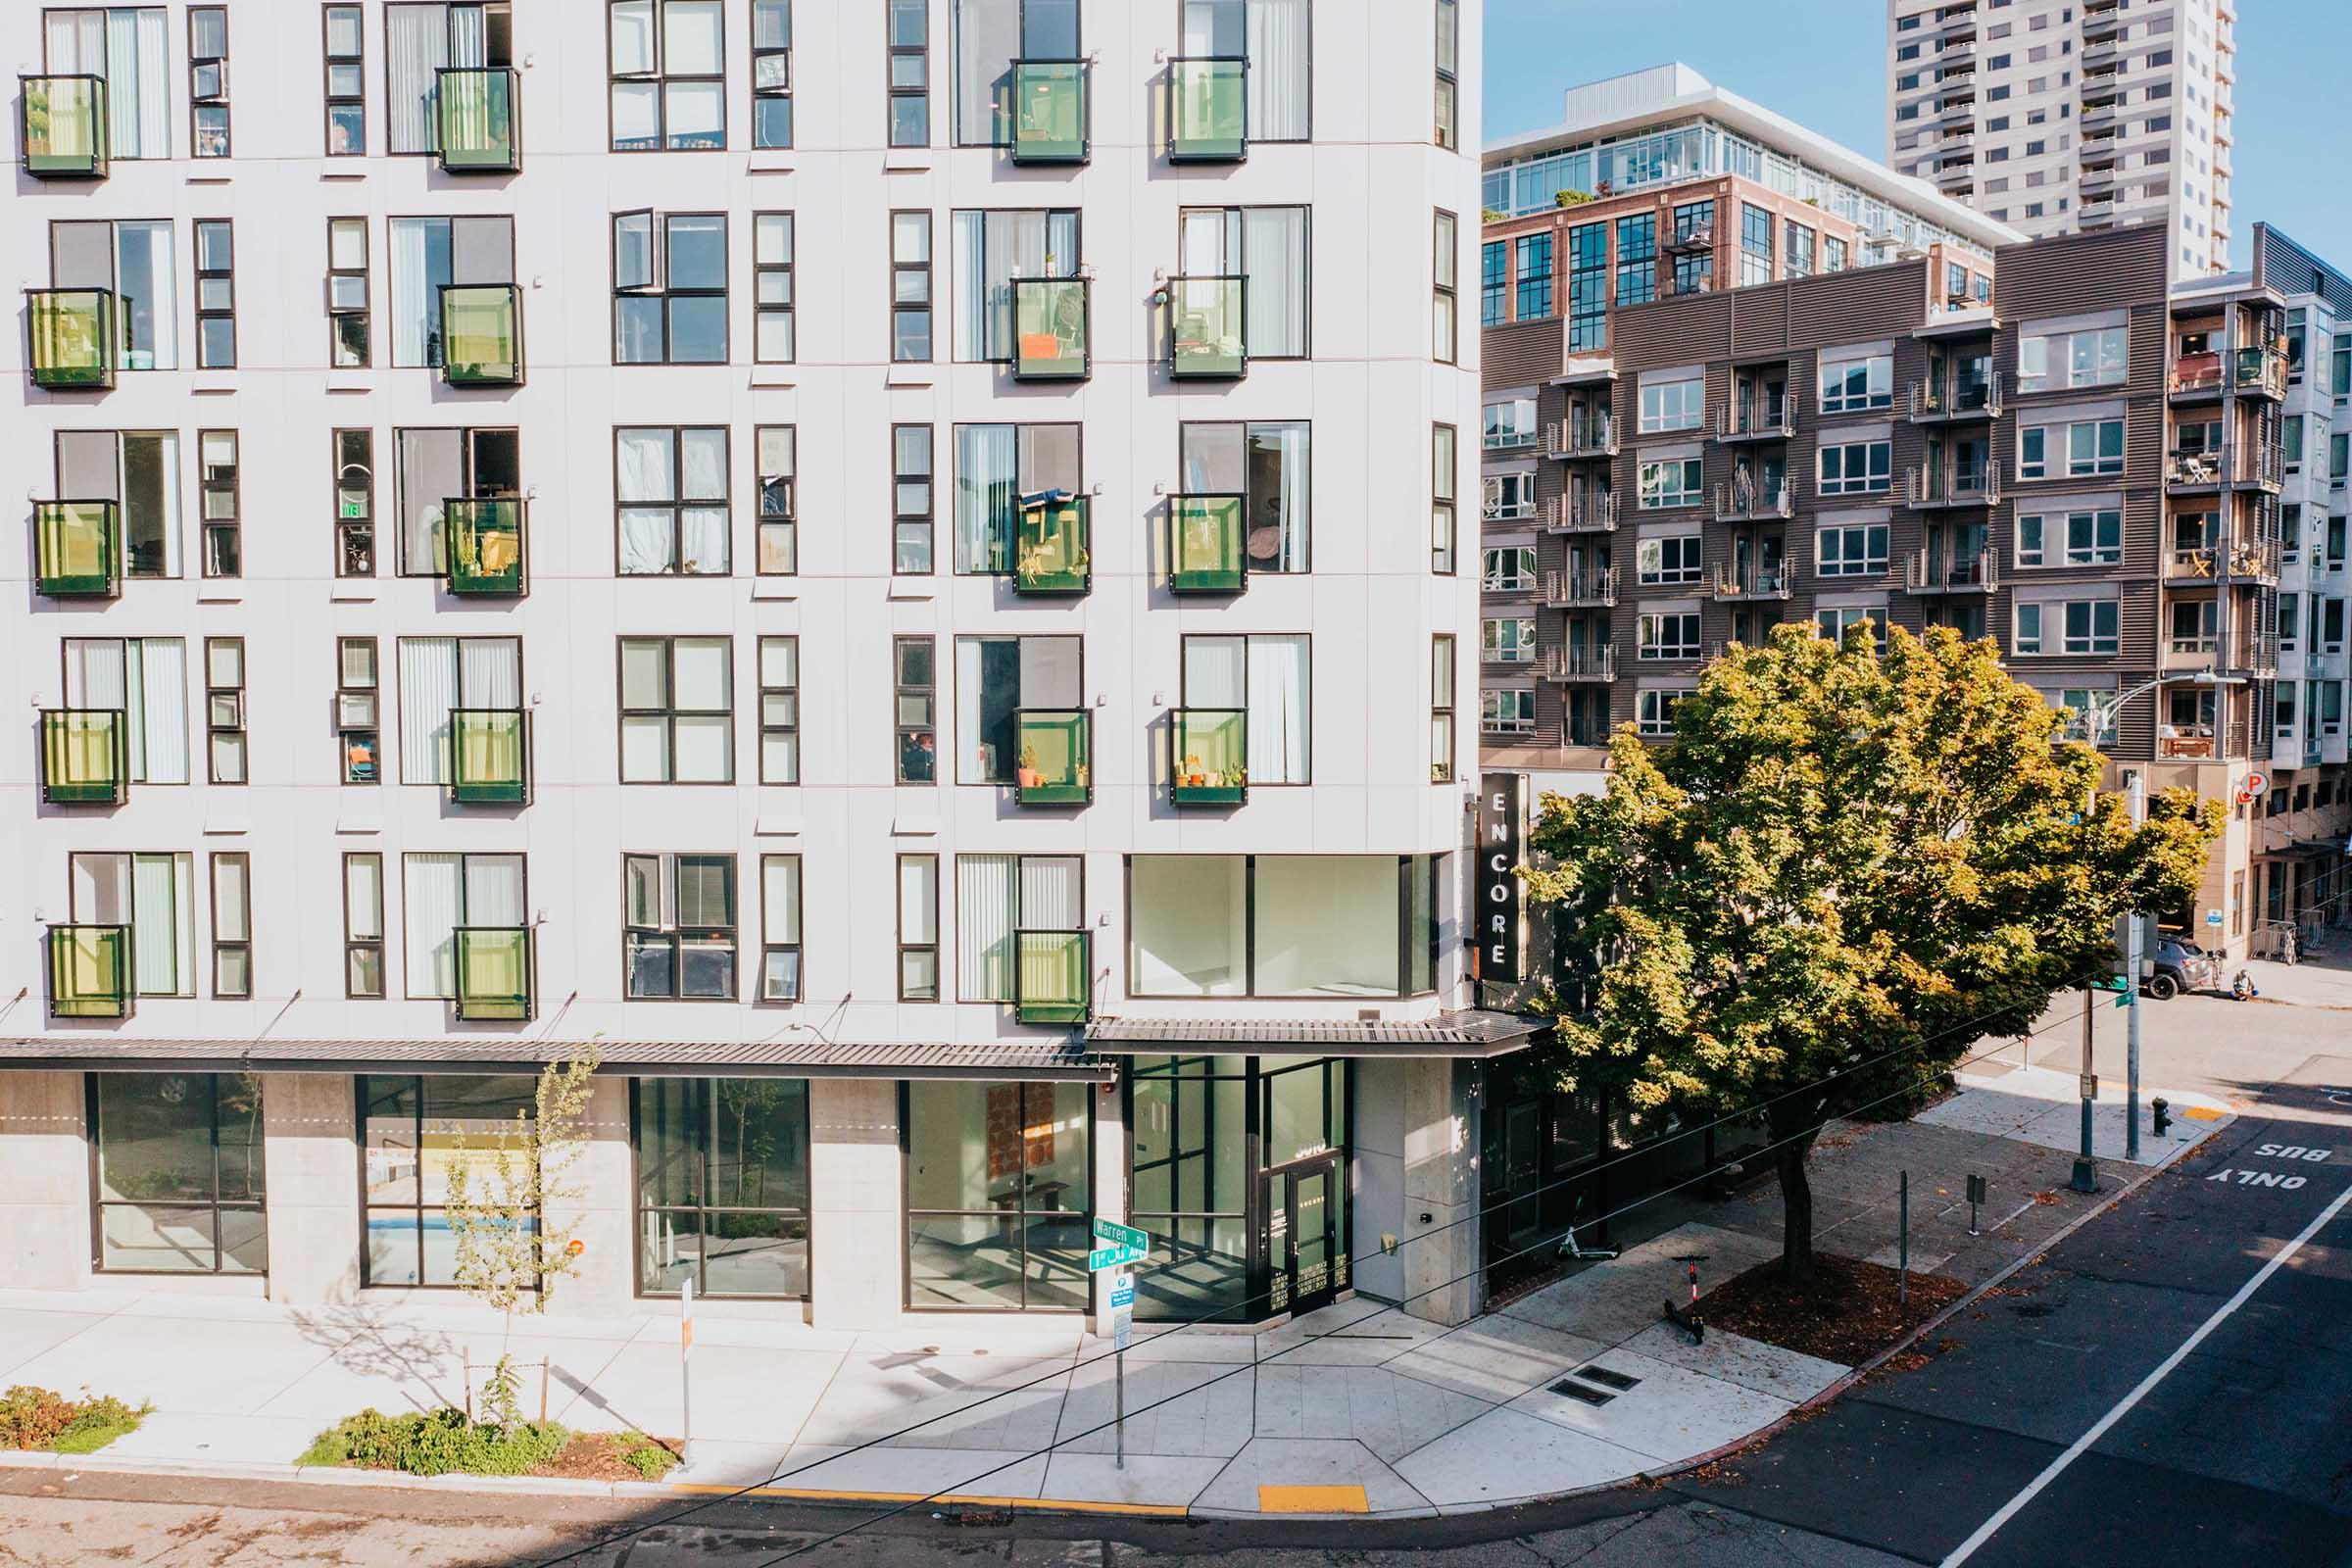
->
xmin=1939 ymin=1174 xmax=2352 ymax=1567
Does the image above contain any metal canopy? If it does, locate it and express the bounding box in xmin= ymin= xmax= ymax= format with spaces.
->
xmin=1084 ymin=1009 xmax=1544 ymax=1059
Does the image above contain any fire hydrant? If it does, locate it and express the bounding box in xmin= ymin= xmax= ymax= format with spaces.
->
xmin=2151 ymin=1097 xmax=2173 ymax=1139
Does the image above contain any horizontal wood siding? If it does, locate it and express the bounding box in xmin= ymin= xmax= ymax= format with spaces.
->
xmin=1486 ymin=318 xmax=1562 ymax=392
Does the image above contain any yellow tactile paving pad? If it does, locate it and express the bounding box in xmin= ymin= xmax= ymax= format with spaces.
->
xmin=1256 ymin=1484 xmax=1369 ymax=1513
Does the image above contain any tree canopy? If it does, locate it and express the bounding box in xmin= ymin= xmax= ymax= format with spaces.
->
xmin=1522 ymin=623 xmax=2220 ymax=1279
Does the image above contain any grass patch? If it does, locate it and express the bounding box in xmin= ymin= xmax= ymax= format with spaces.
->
xmin=0 ymin=1385 xmax=152 ymax=1454
xmin=299 ymin=1408 xmax=681 ymax=1481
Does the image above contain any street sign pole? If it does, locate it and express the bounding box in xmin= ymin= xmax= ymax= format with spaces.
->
xmin=679 ymin=1277 xmax=694 ymax=1471
xmin=2072 ymin=986 xmax=2099 ymax=1194
xmin=2126 ymin=771 xmax=2146 ymax=1163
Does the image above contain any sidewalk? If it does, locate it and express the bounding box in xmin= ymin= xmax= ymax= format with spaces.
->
xmin=0 ymin=1075 xmax=2233 ymax=1521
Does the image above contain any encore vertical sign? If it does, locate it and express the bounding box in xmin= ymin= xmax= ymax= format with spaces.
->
xmin=1477 ymin=773 xmax=1523 ymax=984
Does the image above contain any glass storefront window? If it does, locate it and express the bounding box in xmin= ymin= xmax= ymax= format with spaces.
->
xmin=904 ymin=1081 xmax=1091 ymax=1312
xmin=633 ymin=1078 xmax=809 ymax=1298
xmin=1128 ymin=1055 xmax=1250 ymax=1320
xmin=89 ymin=1071 xmax=266 ymax=1274
xmin=359 ymin=1074 xmax=538 ymax=1288
xmin=1127 ymin=855 xmax=1442 ymax=1000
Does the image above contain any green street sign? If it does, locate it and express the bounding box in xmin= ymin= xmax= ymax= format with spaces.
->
xmin=1089 ymin=1245 xmax=1146 ymax=1272
xmin=1092 ymin=1217 xmax=1149 ymax=1251
xmin=2089 ymin=974 xmax=2130 ymax=994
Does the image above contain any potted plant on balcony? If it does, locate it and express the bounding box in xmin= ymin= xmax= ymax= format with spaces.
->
xmin=1017 ymin=745 xmax=1043 ymax=790
xmin=1182 ymin=753 xmax=1206 ymax=790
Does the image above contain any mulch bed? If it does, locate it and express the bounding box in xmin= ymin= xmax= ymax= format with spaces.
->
xmin=535 ymin=1433 xmax=681 ymax=1482
xmin=1693 ymin=1252 xmax=1968 ymax=1367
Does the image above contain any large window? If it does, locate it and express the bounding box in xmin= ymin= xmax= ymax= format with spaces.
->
xmin=1639 ymin=456 xmax=1703 ymax=510
xmin=610 ymin=0 xmax=725 ymax=150
xmin=951 ymin=209 xmax=1081 ymax=364
xmin=359 ymin=1074 xmax=536 ymax=1287
xmin=620 ymin=636 xmax=734 ymax=784
xmin=952 ymin=423 xmax=1081 ymax=574
xmin=89 ymin=1071 xmax=263 ymax=1275
xmin=1639 ymin=373 xmax=1703 ymax=433
xmin=1567 ymin=220 xmax=1606 ymax=351
xmin=614 ymin=212 xmax=728 ymax=364
xmin=955 ymin=853 xmax=1081 ymax=1003
xmin=1126 ymin=855 xmax=1442 ymax=999
xmin=1483 ymin=473 xmax=1536 ymax=521
xmin=616 ymin=426 xmax=730 ymax=574
xmin=387 ymin=216 xmax=515 ymax=369
xmin=385 ymin=3 xmax=514 ymax=155
xmin=624 ymin=853 xmax=737 ymax=999
xmin=393 ymin=425 xmax=518 ymax=577
xmin=1482 ymin=687 xmax=1535 ymax=735
xmin=1818 ymin=439 xmax=1893 ymax=496
xmin=634 ymin=1078 xmax=809 ymax=1298
xmin=1637 ymin=534 xmax=1702 ymax=586
xmin=1180 ymin=206 xmax=1309 ymax=359
xmin=54 ymin=430 xmax=182 ymax=578
xmin=905 ymin=1080 xmax=1092 ymax=1312
xmin=1515 ymin=232 xmax=1554 ymax=320
xmin=2019 ymin=417 xmax=2124 ymax=480
xmin=1128 ymin=1054 xmax=1250 ymax=1319
xmin=43 ymin=8 xmax=169 ymax=159
xmin=1817 ymin=521 xmax=1890 ymax=576
xmin=395 ymin=635 xmax=521 ymax=785
xmin=2015 ymin=598 xmax=2119 ymax=657
xmin=1180 ymin=421 xmax=1309 ymax=572
xmin=952 ymin=0 xmax=1082 ymax=148
xmin=2018 ymin=324 xmax=2128 ymax=393
xmin=1182 ymin=634 xmax=1310 ymax=783
xmin=50 ymin=219 xmax=176 ymax=371
xmin=401 ymin=853 xmax=524 ymax=999
xmin=63 ymin=639 xmax=188 ymax=783
xmin=2017 ymin=507 xmax=2122 ymax=566
xmin=1180 ymin=0 xmax=1310 ymax=139
xmin=1614 ymin=213 xmax=1656 ymax=306
xmin=1740 ymin=202 xmax=1773 ymax=286
xmin=1818 ymin=351 xmax=1893 ymax=413
xmin=955 ymin=635 xmax=1082 ymax=783
xmin=1637 ymin=611 xmax=1700 ymax=661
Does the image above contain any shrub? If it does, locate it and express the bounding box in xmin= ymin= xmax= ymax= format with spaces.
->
xmin=298 ymin=1407 xmax=568 ymax=1477
xmin=619 ymin=1436 xmax=678 ymax=1480
xmin=0 ymin=1386 xmax=149 ymax=1453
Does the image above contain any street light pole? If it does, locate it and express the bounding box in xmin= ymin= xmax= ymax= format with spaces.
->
xmin=2126 ymin=770 xmax=2146 ymax=1163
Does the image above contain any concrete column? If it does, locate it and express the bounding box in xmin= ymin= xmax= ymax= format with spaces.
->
xmin=261 ymin=1072 xmax=362 ymax=1304
xmin=807 ymin=1077 xmax=902 ymax=1331
xmin=1350 ymin=1059 xmax=1406 ymax=1305
xmin=1089 ymin=1075 xmax=1124 ymax=1325
xmin=550 ymin=1074 xmax=636 ymax=1318
xmin=0 ymin=1071 xmax=92 ymax=1291
xmin=1354 ymin=1057 xmax=1483 ymax=1328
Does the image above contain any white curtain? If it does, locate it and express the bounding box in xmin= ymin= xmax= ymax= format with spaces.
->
xmin=387 ymin=4 xmax=452 ymax=154
xmin=46 ymin=12 xmax=104 ymax=71
xmin=1182 ymin=636 xmax=1247 ymax=709
xmin=391 ymin=220 xmax=437 ymax=368
xmin=406 ymin=854 xmax=463 ymax=997
xmin=83 ymin=9 xmax=167 ymax=159
xmin=1267 ymin=423 xmax=1310 ymax=571
xmin=956 ymin=855 xmax=1015 ymax=1002
xmin=953 ymin=212 xmax=988 ymax=362
xmin=1180 ymin=210 xmax=1235 ymax=276
xmin=131 ymin=853 xmax=182 ymax=996
xmin=1249 ymin=635 xmax=1310 ymax=783
xmin=399 ymin=638 xmax=458 ymax=785
xmin=450 ymin=4 xmax=487 ymax=65
xmin=955 ymin=0 xmax=1020 ymax=145
xmin=954 ymin=424 xmax=1016 ymax=572
xmin=1020 ymin=857 xmax=1080 ymax=928
xmin=1244 ymin=208 xmax=1308 ymax=358
xmin=137 ymin=637 xmax=187 ymax=784
xmin=71 ymin=853 xmax=130 ymax=924
xmin=466 ymin=856 xmax=524 ymax=925
xmin=954 ymin=638 xmax=988 ymax=780
xmin=1249 ymin=0 xmax=1309 ymax=140
xmin=680 ymin=429 xmax=729 ymax=572
xmin=462 ymin=638 xmax=520 ymax=707
xmin=617 ymin=427 xmax=677 ymax=573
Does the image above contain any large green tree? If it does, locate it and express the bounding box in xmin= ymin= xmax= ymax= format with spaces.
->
xmin=1523 ymin=623 xmax=2219 ymax=1282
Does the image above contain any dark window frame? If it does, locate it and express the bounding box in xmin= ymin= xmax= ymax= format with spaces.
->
xmin=893 ymin=422 xmax=935 ymax=574
xmin=623 ymin=851 xmax=740 ymax=1001
xmin=612 ymin=423 xmax=732 ymax=577
xmin=323 ymin=4 xmax=366 ymax=155
xmin=88 ymin=1071 xmax=266 ymax=1277
xmin=758 ymin=633 xmax=799 ymax=784
xmin=751 ymin=0 xmax=792 ymax=149
xmin=895 ymin=634 xmax=937 ymax=783
xmin=333 ymin=426 xmax=375 ymax=578
xmin=758 ymin=853 xmax=802 ymax=1003
xmin=209 ymin=849 xmax=251 ymax=997
xmin=617 ymin=634 xmax=737 ymax=785
xmin=343 ymin=850 xmax=385 ymax=998
xmin=757 ymin=424 xmax=797 ymax=575
xmin=326 ymin=217 xmax=371 ymax=368
xmin=608 ymin=0 xmax=729 ymax=152
xmin=891 ymin=210 xmax=934 ymax=364
xmin=203 ymin=632 xmax=246 ymax=785
xmin=886 ymin=0 xmax=929 ymax=148
xmin=612 ymin=209 xmax=731 ymax=366
xmin=337 ymin=634 xmax=380 ymax=785
xmin=900 ymin=1079 xmax=1096 ymax=1314
xmin=1122 ymin=854 xmax=1444 ymax=1000
xmin=753 ymin=210 xmax=795 ymax=363
xmin=188 ymin=5 xmax=230 ymax=158
xmin=629 ymin=1076 xmax=812 ymax=1299
xmin=897 ymin=851 xmax=939 ymax=1001
xmin=356 ymin=1072 xmax=540 ymax=1289
xmin=198 ymin=427 xmax=240 ymax=578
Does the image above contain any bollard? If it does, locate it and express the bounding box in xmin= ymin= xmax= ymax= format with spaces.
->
xmin=1898 ymin=1171 xmax=1909 ymax=1310
xmin=2152 ymin=1097 xmax=2173 ymax=1139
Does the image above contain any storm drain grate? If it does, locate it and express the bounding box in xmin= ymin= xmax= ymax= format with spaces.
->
xmin=1574 ymin=1364 xmax=1642 ymax=1392
xmin=1547 ymin=1378 xmax=1617 ymax=1406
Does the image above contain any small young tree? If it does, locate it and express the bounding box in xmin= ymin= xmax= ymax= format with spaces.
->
xmin=442 ymin=1045 xmax=603 ymax=1428
xmin=1524 ymin=623 xmax=2218 ymax=1283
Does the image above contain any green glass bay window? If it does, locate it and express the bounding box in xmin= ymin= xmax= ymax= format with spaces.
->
xmin=41 ymin=710 xmax=125 ymax=805
xmin=1011 ymin=278 xmax=1090 ymax=380
xmin=1169 ymin=57 xmax=1246 ymax=162
xmin=1015 ymin=710 xmax=1091 ymax=805
xmin=27 ymin=288 xmax=117 ymax=390
xmin=20 ymin=74 xmax=109 ymax=177
xmin=1016 ymin=930 xmax=1091 ymax=1024
xmin=1172 ymin=709 xmax=1247 ymax=805
xmin=1168 ymin=276 xmax=1246 ymax=379
xmin=454 ymin=925 xmax=532 ymax=1020
xmin=36 ymin=500 xmax=119 ymax=597
xmin=1009 ymin=59 xmax=1087 ymax=164
xmin=48 ymin=923 xmax=132 ymax=1019
xmin=436 ymin=67 xmax=520 ymax=172
xmin=444 ymin=499 xmax=526 ymax=595
xmin=440 ymin=284 xmax=523 ymax=385
xmin=1171 ymin=493 xmax=1245 ymax=591
xmin=1016 ymin=495 xmax=1090 ymax=594
xmin=449 ymin=710 xmax=529 ymax=805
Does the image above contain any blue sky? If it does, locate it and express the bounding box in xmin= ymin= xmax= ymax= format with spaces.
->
xmin=1483 ymin=0 xmax=2352 ymax=271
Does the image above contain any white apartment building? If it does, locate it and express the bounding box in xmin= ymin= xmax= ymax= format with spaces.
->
xmin=1887 ymin=0 xmax=2234 ymax=278
xmin=1 ymin=0 xmax=1507 ymax=1337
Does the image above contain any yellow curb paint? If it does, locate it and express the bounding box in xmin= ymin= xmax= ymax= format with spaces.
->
xmin=664 ymin=1483 xmax=1187 ymax=1518
xmin=2181 ymin=1106 xmax=2225 ymax=1122
xmin=1257 ymin=1484 xmax=1368 ymax=1514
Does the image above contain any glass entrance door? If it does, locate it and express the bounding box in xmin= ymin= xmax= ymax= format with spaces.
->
xmin=1264 ymin=1153 xmax=1343 ymax=1317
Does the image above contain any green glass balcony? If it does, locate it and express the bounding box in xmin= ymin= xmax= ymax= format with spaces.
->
xmin=48 ymin=924 xmax=131 ymax=1020
xmin=27 ymin=288 xmax=117 ymax=390
xmin=1016 ymin=494 xmax=1090 ymax=595
xmin=1009 ymin=59 xmax=1088 ymax=164
xmin=437 ymin=66 xmax=519 ymax=172
xmin=1172 ymin=709 xmax=1247 ymax=805
xmin=1015 ymin=929 xmax=1091 ymax=1025
xmin=1015 ymin=709 xmax=1092 ymax=806
xmin=1170 ymin=493 xmax=1246 ymax=592
xmin=20 ymin=74 xmax=108 ymax=178
xmin=35 ymin=500 xmax=119 ymax=597
xmin=449 ymin=709 xmax=529 ymax=805
xmin=455 ymin=926 xmax=533 ymax=1021
xmin=40 ymin=710 xmax=125 ymax=805
xmin=1011 ymin=277 xmax=1090 ymax=380
xmin=1169 ymin=57 xmax=1247 ymax=162
xmin=444 ymin=498 xmax=526 ymax=596
xmin=1168 ymin=275 xmax=1246 ymax=379
xmin=439 ymin=284 xmax=523 ymax=385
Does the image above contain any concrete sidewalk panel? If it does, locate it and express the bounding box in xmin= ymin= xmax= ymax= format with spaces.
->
xmin=1382 ymin=1313 xmax=1610 ymax=1402
xmin=803 ymin=1350 xmax=1072 ymax=1451
xmin=4 ymin=1314 xmax=333 ymax=1416
xmin=1191 ymin=1436 xmax=1431 ymax=1516
xmin=1506 ymin=1346 xmax=1794 ymax=1463
xmin=549 ymin=1339 xmax=840 ymax=1445
xmin=1498 ymin=1223 xmax=1783 ymax=1346
xmin=1054 ymin=1355 xmax=1254 ymax=1457
xmin=766 ymin=1442 xmax=1051 ymax=1499
xmin=1620 ymin=1323 xmax=1848 ymax=1404
xmin=102 ymin=1409 xmax=324 ymax=1466
xmin=0 ymin=1308 xmax=109 ymax=1380
xmin=1039 ymin=1451 xmax=1226 ymax=1508
xmin=1393 ymin=1404 xmax=1652 ymax=1508
xmin=1250 ymin=1362 xmax=1493 ymax=1462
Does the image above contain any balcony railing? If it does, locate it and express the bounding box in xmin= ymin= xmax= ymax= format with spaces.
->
xmin=1544 ymin=414 xmax=1617 ymax=459
xmin=1172 ymin=708 xmax=1248 ymax=805
xmin=1170 ymin=493 xmax=1246 ymax=592
xmin=1014 ymin=929 xmax=1091 ymax=1025
xmin=444 ymin=498 xmax=526 ymax=596
xmin=436 ymin=66 xmax=520 ymax=172
xmin=1169 ymin=56 xmax=1247 ymax=162
xmin=2157 ymin=731 xmax=2218 ymax=760
xmin=1905 ymin=465 xmax=1998 ymax=508
xmin=439 ymin=284 xmax=522 ymax=385
xmin=27 ymin=288 xmax=117 ymax=390
xmin=1907 ymin=369 xmax=2001 ymax=421
xmin=1710 ymin=564 xmax=1792 ymax=600
xmin=1011 ymin=277 xmax=1091 ymax=381
xmin=35 ymin=499 xmax=119 ymax=598
xmin=40 ymin=710 xmax=125 ymax=805
xmin=1168 ymin=274 xmax=1246 ymax=379
xmin=1712 ymin=481 xmax=1793 ymax=521
xmin=1009 ymin=59 xmax=1088 ymax=164
xmin=1015 ymin=710 xmax=1092 ymax=805
xmin=47 ymin=923 xmax=131 ymax=1019
xmin=1540 ymin=645 xmax=1616 ymax=682
xmin=1713 ymin=401 xmax=1793 ymax=442
xmin=455 ymin=926 xmax=533 ymax=1021
xmin=449 ymin=709 xmax=530 ymax=805
xmin=1543 ymin=567 xmax=1618 ymax=609
xmin=1016 ymin=493 xmax=1090 ymax=595
xmin=1905 ymin=547 xmax=1998 ymax=594
xmin=2169 ymin=537 xmax=2281 ymax=582
xmin=1544 ymin=493 xmax=1618 ymax=533
xmin=2233 ymin=346 xmax=2289 ymax=400
xmin=20 ymin=74 xmax=108 ymax=178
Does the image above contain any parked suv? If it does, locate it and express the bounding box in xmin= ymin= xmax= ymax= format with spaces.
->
xmin=2146 ymin=936 xmax=2221 ymax=1000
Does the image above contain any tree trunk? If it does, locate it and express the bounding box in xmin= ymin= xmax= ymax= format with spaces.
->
xmin=1775 ymin=1131 xmax=1821 ymax=1285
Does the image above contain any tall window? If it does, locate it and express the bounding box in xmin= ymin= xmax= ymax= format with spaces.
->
xmin=759 ymin=856 xmax=802 ymax=1001
xmin=396 ymin=636 xmax=520 ymax=785
xmin=1515 ymin=231 xmax=1553 ymax=319
xmin=951 ymin=209 xmax=1080 ymax=364
xmin=895 ymin=636 xmax=937 ymax=782
xmin=899 ymin=854 xmax=939 ymax=1000
xmin=50 ymin=219 xmax=178 ymax=371
xmin=324 ymin=5 xmax=366 ymax=153
xmin=385 ymin=3 xmax=514 ymax=154
xmin=1433 ymin=210 xmax=1457 ymax=363
xmin=1180 ymin=206 xmax=1310 ymax=359
xmin=337 ymin=636 xmax=380 ymax=783
xmin=905 ymin=1080 xmax=1092 ymax=1312
xmin=616 ymin=426 xmax=730 ymax=575
xmin=753 ymin=213 xmax=795 ymax=361
xmin=1180 ymin=421 xmax=1309 ymax=572
xmin=53 ymin=430 xmax=178 ymax=578
xmin=63 ymin=638 xmax=187 ymax=783
xmin=758 ymin=636 xmax=799 ymax=783
xmin=888 ymin=0 xmax=930 ymax=147
xmin=1481 ymin=241 xmax=1507 ymax=327
xmin=188 ymin=7 xmax=229 ymax=156
xmin=1183 ymin=633 xmax=1311 ymax=783
xmin=89 ymin=1073 xmax=264 ymax=1275
xmin=1433 ymin=0 xmax=1458 ymax=148
xmin=393 ymin=425 xmax=518 ymax=576
xmin=209 ymin=852 xmax=251 ymax=998
xmin=956 ymin=635 xmax=1083 ymax=783
xmin=401 ymin=852 xmax=524 ymax=1000
xmin=203 ymin=634 xmax=246 ymax=782
xmin=1740 ymin=203 xmax=1773 ymax=286
xmin=344 ymin=853 xmax=385 ymax=998
xmin=360 ymin=1075 xmax=535 ymax=1286
xmin=327 ymin=218 xmax=370 ymax=367
xmin=387 ymin=215 xmax=515 ymax=368
xmin=614 ymin=211 xmax=728 ymax=365
xmin=69 ymin=851 xmax=196 ymax=996
xmin=1614 ymin=213 xmax=1656 ymax=306
xmin=634 ymin=1078 xmax=810 ymax=1298
xmin=1432 ymin=423 xmax=1457 ymax=573
xmin=758 ymin=426 xmax=796 ymax=574
xmin=1567 ymin=220 xmax=1606 ymax=351
xmin=624 ymin=853 xmax=737 ymax=999
xmin=1431 ymin=636 xmax=1456 ymax=784
xmin=332 ymin=429 xmax=375 ymax=577
xmin=954 ymin=854 xmax=1083 ymax=1004
xmin=1824 ymin=234 xmax=1848 ymax=271
xmin=45 ymin=7 xmax=170 ymax=159
xmin=752 ymin=0 xmax=792 ymax=147
xmin=1785 ymin=223 xmax=1815 ymax=278
xmin=610 ymin=0 xmax=725 ymax=151
xmin=951 ymin=0 xmax=1082 ymax=149
xmin=620 ymin=637 xmax=734 ymax=783
xmin=198 ymin=429 xmax=240 ymax=576
xmin=1178 ymin=0 xmax=1310 ymax=139
xmin=894 ymin=424 xmax=935 ymax=572
xmin=892 ymin=211 xmax=934 ymax=362
xmin=952 ymin=423 xmax=1080 ymax=573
